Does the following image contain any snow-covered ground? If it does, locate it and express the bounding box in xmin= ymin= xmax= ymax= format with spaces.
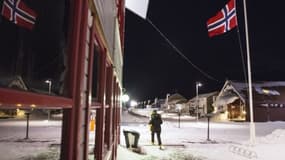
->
xmin=1 ymin=110 xmax=285 ymax=160
xmin=0 ymin=119 xmax=61 ymax=160
xmin=118 ymin=109 xmax=285 ymax=160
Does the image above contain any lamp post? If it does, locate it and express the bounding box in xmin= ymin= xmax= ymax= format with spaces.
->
xmin=196 ymin=82 xmax=202 ymax=121
xmin=122 ymin=94 xmax=130 ymax=109
xmin=177 ymin=104 xmax=182 ymax=128
xmin=45 ymin=80 xmax=52 ymax=122
xmin=45 ymin=80 xmax=52 ymax=95
xmin=165 ymin=93 xmax=170 ymax=110
xmin=25 ymin=111 xmax=31 ymax=139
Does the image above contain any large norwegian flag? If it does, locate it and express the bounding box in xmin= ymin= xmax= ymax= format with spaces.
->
xmin=207 ymin=0 xmax=237 ymax=37
xmin=1 ymin=0 xmax=37 ymax=30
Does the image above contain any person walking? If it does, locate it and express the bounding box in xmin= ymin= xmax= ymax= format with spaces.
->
xmin=148 ymin=109 xmax=163 ymax=149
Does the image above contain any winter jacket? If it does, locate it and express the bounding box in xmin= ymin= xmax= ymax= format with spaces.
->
xmin=149 ymin=112 xmax=163 ymax=132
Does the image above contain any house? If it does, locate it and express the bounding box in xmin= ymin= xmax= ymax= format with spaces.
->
xmin=162 ymin=93 xmax=188 ymax=113
xmin=213 ymin=80 xmax=285 ymax=122
xmin=149 ymin=98 xmax=166 ymax=108
xmin=0 ymin=76 xmax=28 ymax=91
xmin=187 ymin=91 xmax=218 ymax=117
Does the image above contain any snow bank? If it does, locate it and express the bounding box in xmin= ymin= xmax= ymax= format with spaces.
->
xmin=258 ymin=129 xmax=285 ymax=144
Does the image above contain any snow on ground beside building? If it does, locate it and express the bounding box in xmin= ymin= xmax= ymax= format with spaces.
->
xmin=1 ymin=111 xmax=285 ymax=160
xmin=119 ymin=110 xmax=285 ymax=160
xmin=0 ymin=120 xmax=61 ymax=160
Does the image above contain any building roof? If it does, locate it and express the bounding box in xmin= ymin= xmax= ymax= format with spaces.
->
xmin=215 ymin=80 xmax=285 ymax=107
xmin=167 ymin=93 xmax=187 ymax=104
xmin=229 ymin=80 xmax=285 ymax=97
xmin=188 ymin=91 xmax=219 ymax=102
xmin=0 ymin=75 xmax=28 ymax=91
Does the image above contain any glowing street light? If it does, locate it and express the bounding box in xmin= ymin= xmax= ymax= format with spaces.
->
xmin=122 ymin=94 xmax=130 ymax=103
xmin=45 ymin=80 xmax=52 ymax=95
xmin=130 ymin=100 xmax=138 ymax=107
xmin=196 ymin=82 xmax=202 ymax=121
xmin=121 ymin=94 xmax=130 ymax=110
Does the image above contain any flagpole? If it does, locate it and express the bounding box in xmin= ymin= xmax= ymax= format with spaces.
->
xmin=242 ymin=0 xmax=256 ymax=145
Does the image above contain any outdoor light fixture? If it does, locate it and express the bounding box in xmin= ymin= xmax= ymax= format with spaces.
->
xmin=196 ymin=82 xmax=202 ymax=122
xmin=45 ymin=80 xmax=52 ymax=122
xmin=196 ymin=82 xmax=202 ymax=87
xmin=122 ymin=94 xmax=130 ymax=103
xmin=130 ymin=100 xmax=138 ymax=107
xmin=45 ymin=80 xmax=52 ymax=95
xmin=16 ymin=103 xmax=22 ymax=107
xmin=177 ymin=104 xmax=182 ymax=128
xmin=121 ymin=94 xmax=130 ymax=109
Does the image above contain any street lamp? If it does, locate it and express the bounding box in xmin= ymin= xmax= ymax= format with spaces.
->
xmin=196 ymin=82 xmax=202 ymax=121
xmin=165 ymin=93 xmax=170 ymax=110
xmin=45 ymin=80 xmax=52 ymax=122
xmin=121 ymin=94 xmax=130 ymax=109
xmin=176 ymin=104 xmax=182 ymax=128
xmin=130 ymin=100 xmax=138 ymax=107
xmin=122 ymin=94 xmax=130 ymax=103
xmin=45 ymin=80 xmax=52 ymax=94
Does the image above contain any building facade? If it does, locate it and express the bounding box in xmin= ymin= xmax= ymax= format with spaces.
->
xmin=214 ymin=80 xmax=285 ymax=122
xmin=187 ymin=91 xmax=218 ymax=117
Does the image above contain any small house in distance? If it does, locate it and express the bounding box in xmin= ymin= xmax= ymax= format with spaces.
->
xmin=213 ymin=80 xmax=285 ymax=122
xmin=162 ymin=93 xmax=188 ymax=113
xmin=187 ymin=91 xmax=218 ymax=117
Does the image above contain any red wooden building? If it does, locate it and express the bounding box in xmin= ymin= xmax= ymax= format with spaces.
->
xmin=214 ymin=80 xmax=285 ymax=122
xmin=0 ymin=0 xmax=125 ymax=159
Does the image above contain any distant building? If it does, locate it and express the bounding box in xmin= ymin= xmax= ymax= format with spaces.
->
xmin=187 ymin=91 xmax=218 ymax=117
xmin=162 ymin=93 xmax=188 ymax=113
xmin=149 ymin=98 xmax=165 ymax=108
xmin=214 ymin=80 xmax=285 ymax=122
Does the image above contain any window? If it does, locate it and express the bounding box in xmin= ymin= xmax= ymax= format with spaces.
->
xmin=91 ymin=46 xmax=100 ymax=98
xmin=0 ymin=0 xmax=70 ymax=96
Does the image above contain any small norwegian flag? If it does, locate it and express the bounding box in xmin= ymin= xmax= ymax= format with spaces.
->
xmin=1 ymin=0 xmax=37 ymax=30
xmin=207 ymin=0 xmax=237 ymax=37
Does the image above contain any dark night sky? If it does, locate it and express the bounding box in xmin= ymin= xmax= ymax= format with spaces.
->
xmin=123 ymin=0 xmax=285 ymax=101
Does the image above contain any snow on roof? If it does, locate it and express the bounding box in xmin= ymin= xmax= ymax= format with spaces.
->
xmin=0 ymin=75 xmax=28 ymax=91
xmin=197 ymin=91 xmax=218 ymax=98
xmin=167 ymin=93 xmax=187 ymax=104
xmin=255 ymin=87 xmax=280 ymax=96
xmin=213 ymin=92 xmax=239 ymax=107
xmin=227 ymin=80 xmax=285 ymax=97
xmin=215 ymin=80 xmax=285 ymax=107
xmin=188 ymin=91 xmax=219 ymax=102
xmin=231 ymin=80 xmax=285 ymax=90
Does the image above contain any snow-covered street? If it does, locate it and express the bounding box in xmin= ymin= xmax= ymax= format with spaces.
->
xmin=118 ymin=110 xmax=285 ymax=160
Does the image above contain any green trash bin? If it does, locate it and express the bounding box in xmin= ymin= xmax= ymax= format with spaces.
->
xmin=123 ymin=129 xmax=140 ymax=148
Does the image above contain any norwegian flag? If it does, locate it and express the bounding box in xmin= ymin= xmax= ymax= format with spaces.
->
xmin=207 ymin=0 xmax=237 ymax=37
xmin=1 ymin=0 xmax=37 ymax=30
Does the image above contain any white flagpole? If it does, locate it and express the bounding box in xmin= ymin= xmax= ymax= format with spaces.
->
xmin=242 ymin=0 xmax=256 ymax=145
